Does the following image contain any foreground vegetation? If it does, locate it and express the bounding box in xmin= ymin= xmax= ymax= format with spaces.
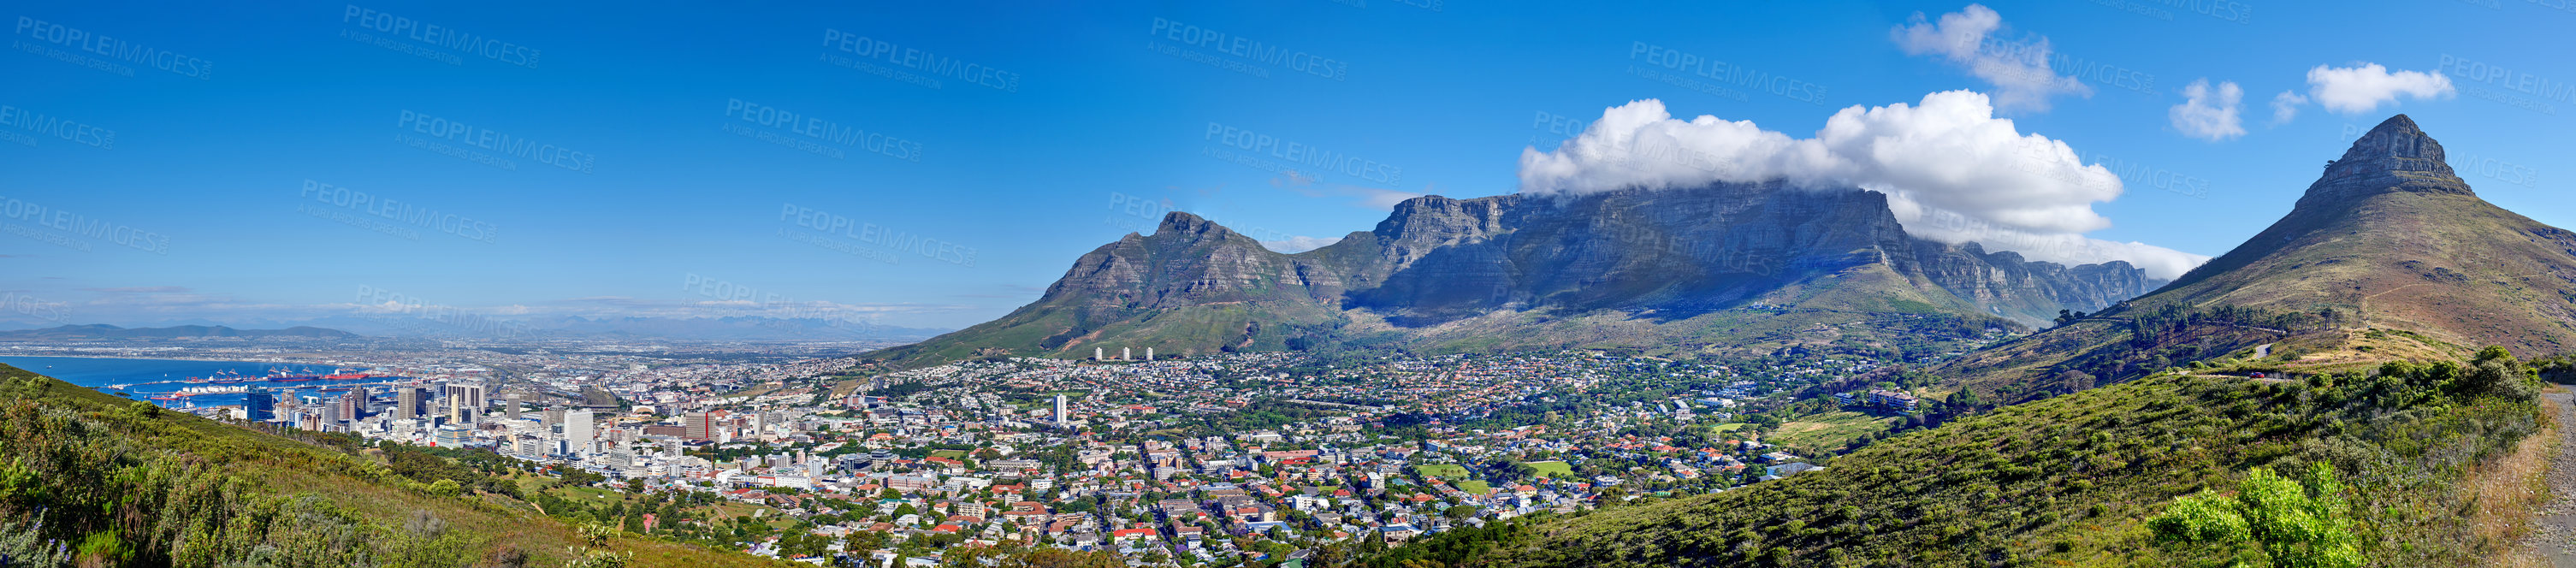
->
xmin=1366 ymin=348 xmax=2566 ymax=567
xmin=0 ymin=364 xmax=777 ymax=568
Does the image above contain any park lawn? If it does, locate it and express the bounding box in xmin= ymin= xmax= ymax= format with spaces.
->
xmin=1522 ymin=460 xmax=1574 ymax=479
xmin=1454 ymin=480 xmax=1494 ymax=494
xmin=1415 ymin=464 xmax=1472 ymax=478
xmin=1709 ymin=423 xmax=1750 ymax=433
xmin=931 ymin=449 xmax=969 ymax=459
xmin=1766 ymin=411 xmax=1897 ymax=451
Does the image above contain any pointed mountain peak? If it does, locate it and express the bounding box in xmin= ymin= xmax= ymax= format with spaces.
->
xmin=2334 ymin=114 xmax=2443 ymax=165
xmin=2301 ymin=114 xmax=2471 ymax=206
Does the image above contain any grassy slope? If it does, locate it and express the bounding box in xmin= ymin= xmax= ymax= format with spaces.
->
xmin=0 ymin=363 xmax=781 ymax=567
xmin=1941 ymin=189 xmax=2576 ymax=404
xmin=1477 ymin=369 xmax=2543 ymax=567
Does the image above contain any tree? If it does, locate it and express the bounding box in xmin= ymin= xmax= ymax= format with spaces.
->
xmin=2055 ymin=370 xmax=2097 ymax=393
xmin=2464 ymin=346 xmax=2540 ymax=400
xmin=2148 ymin=463 xmax=2360 ymax=568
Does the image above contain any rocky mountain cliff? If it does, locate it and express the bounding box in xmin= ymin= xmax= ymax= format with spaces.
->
xmin=869 ymin=181 xmax=2166 ymax=365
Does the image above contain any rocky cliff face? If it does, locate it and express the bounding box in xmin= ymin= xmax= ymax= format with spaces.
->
xmin=873 ymin=181 xmax=2168 ymax=364
xmin=1331 ymin=184 xmax=2159 ymax=326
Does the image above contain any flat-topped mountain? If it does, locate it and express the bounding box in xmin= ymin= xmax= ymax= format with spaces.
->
xmin=870 ymin=181 xmax=2164 ymax=365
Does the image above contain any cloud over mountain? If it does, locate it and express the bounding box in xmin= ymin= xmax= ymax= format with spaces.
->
xmin=1516 ymin=91 xmax=2207 ymax=279
xmin=2302 ymin=63 xmax=2455 ymax=115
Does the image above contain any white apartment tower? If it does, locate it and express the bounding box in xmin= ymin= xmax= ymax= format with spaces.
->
xmin=1053 ymin=393 xmax=1068 ymax=424
xmin=564 ymin=408 xmax=595 ymax=456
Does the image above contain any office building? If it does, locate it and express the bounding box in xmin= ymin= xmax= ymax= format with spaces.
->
xmin=335 ymin=391 xmax=361 ymax=423
xmin=243 ymin=389 xmax=275 ymax=423
xmin=394 ymin=388 xmax=425 ymax=419
xmin=445 ymin=383 xmax=485 ymax=424
xmin=564 ymin=409 xmax=595 ymax=456
xmin=684 ymin=411 xmax=716 ymax=441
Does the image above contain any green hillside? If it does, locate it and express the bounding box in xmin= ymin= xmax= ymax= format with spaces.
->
xmin=1937 ymin=115 xmax=2576 ymax=405
xmin=1399 ymin=351 xmax=2562 ymax=567
xmin=0 ymin=364 xmax=782 ymax=568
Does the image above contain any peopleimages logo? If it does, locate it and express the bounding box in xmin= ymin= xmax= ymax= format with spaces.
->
xmin=395 ymin=110 xmax=595 ymax=174
xmin=0 ymin=104 xmax=115 ymax=150
xmin=779 ymin=204 xmax=977 ymax=267
xmin=298 ymin=180 xmax=500 ymax=243
xmin=0 ymin=194 xmax=170 ymax=254
xmin=821 ymin=29 xmax=1020 ymax=92
xmin=12 ymin=16 xmax=215 ymax=79
xmin=341 ymin=5 xmax=542 ymax=68
xmin=1147 ymin=18 xmax=1348 ymax=81
xmin=722 ymin=98 xmax=924 ymax=163
xmin=1627 ymin=42 xmax=1828 ymax=105
xmin=1203 ymin=122 xmax=1401 ymax=185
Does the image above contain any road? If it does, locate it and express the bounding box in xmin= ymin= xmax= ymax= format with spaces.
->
xmin=2517 ymin=391 xmax=2576 ymax=566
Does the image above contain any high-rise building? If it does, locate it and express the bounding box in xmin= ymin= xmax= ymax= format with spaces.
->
xmin=1122 ymin=347 xmax=1131 ymax=361
xmin=564 ymin=409 xmax=595 ymax=456
xmin=1053 ymin=393 xmax=1068 ymax=424
xmin=395 ymin=388 xmax=425 ymax=419
xmin=503 ymin=393 xmax=524 ymax=423
xmin=335 ymin=391 xmax=361 ymax=422
xmin=683 ymin=411 xmax=715 ymax=441
xmin=542 ymin=408 xmax=566 ymax=429
xmin=243 ymin=389 xmax=275 ymax=423
xmin=445 ymin=383 xmax=486 ymax=424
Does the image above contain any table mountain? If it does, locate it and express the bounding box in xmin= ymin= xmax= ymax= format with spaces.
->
xmin=871 ymin=180 xmax=2162 ymax=365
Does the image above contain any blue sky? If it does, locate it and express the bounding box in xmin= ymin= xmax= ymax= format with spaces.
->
xmin=3 ymin=0 xmax=2571 ymax=332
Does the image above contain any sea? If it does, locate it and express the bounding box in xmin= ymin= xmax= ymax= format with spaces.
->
xmin=1 ymin=355 xmax=396 ymax=410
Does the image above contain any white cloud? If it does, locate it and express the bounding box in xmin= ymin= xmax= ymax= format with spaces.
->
xmin=2269 ymin=91 xmax=2307 ymax=124
xmin=1892 ymin=4 xmax=2093 ymax=112
xmin=2304 ymin=63 xmax=2454 ymax=115
xmin=2168 ymin=79 xmax=2246 ymax=141
xmin=1516 ymin=91 xmax=2209 ymax=279
xmin=1260 ymin=235 xmax=1343 ymax=253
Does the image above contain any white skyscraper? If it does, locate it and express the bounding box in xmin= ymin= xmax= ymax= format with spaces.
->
xmin=1095 ymin=347 xmax=1104 ymax=360
xmin=1122 ymin=347 xmax=1130 ymax=361
xmin=564 ymin=409 xmax=595 ymax=456
xmin=1146 ymin=347 xmax=1153 ymax=360
xmin=1053 ymin=393 xmax=1068 ymax=424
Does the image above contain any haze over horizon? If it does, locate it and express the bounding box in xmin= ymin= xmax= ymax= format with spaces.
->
xmin=7 ymin=0 xmax=2574 ymax=333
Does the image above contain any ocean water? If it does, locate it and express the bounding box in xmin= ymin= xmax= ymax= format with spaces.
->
xmin=0 ymin=355 xmax=382 ymax=409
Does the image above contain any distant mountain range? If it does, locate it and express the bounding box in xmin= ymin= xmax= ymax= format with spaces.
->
xmin=871 ymin=179 xmax=2165 ymax=366
xmin=0 ymin=324 xmax=358 ymax=340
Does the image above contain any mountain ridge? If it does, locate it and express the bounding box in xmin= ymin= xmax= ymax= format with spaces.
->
xmin=869 ymin=181 xmax=2164 ymax=366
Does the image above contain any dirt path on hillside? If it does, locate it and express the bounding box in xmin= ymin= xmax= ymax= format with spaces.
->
xmin=2515 ymin=391 xmax=2576 ymax=566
